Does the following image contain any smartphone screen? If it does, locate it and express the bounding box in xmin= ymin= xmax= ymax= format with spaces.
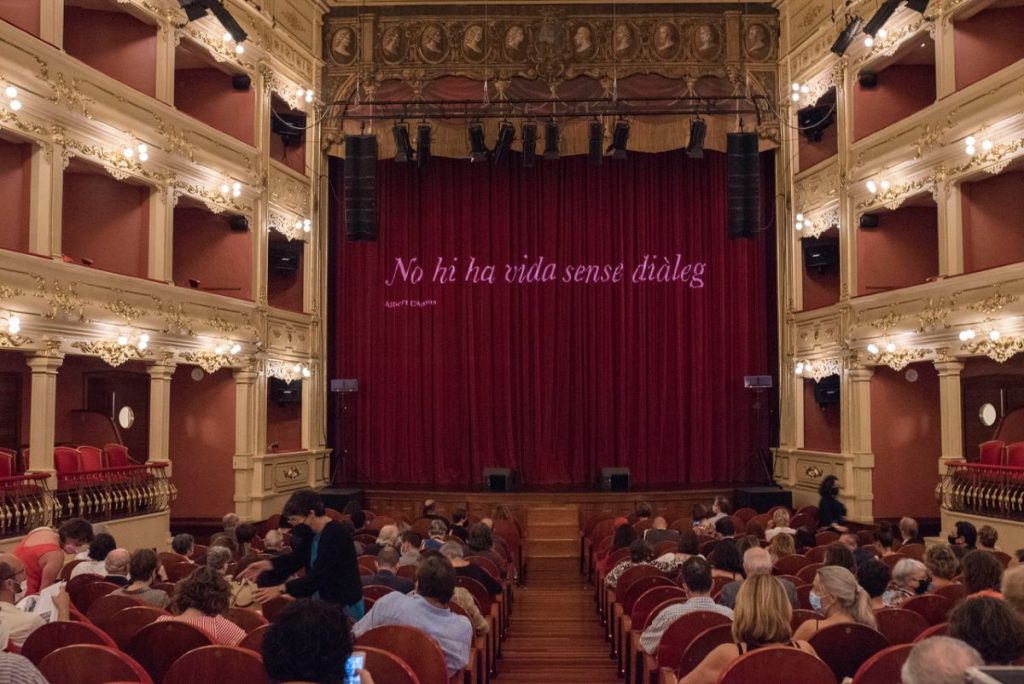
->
xmin=345 ymin=651 xmax=366 ymax=684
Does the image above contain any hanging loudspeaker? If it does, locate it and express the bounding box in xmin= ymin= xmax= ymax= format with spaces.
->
xmin=727 ymin=132 xmax=760 ymax=240
xmin=344 ymin=135 xmax=378 ymax=242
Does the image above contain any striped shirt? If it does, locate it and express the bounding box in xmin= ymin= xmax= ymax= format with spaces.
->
xmin=640 ymin=597 xmax=734 ymax=655
xmin=155 ymin=614 xmax=245 ymax=645
xmin=0 ymin=653 xmax=47 ymax=684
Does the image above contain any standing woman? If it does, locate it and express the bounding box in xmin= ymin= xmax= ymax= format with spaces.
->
xmin=13 ymin=518 xmax=94 ymax=594
xmin=817 ymin=475 xmax=849 ymax=533
xmin=242 ymin=489 xmax=364 ymax=618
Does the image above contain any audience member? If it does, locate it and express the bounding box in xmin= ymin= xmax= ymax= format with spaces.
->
xmin=978 ymin=525 xmax=1001 ymax=552
xmin=421 ymin=499 xmax=449 ymax=525
xmin=363 ymin=524 xmax=400 ymax=557
xmin=1012 ymin=549 xmax=1024 ymax=567
xmin=874 ymin=528 xmax=897 ymax=558
xmin=793 ymin=566 xmax=876 ymax=640
xmin=856 ymin=559 xmax=890 ymax=611
xmin=900 ymin=636 xmax=982 ymax=684
xmin=598 ymin=521 xmax=635 ymax=575
xmin=423 ymin=519 xmax=449 ymax=552
xmin=839 ymin=533 xmax=873 ymax=568
xmin=353 ymin=555 xmax=472 ymax=678
xmin=209 ymin=534 xmax=238 ymax=558
xmin=419 ymin=550 xmax=488 ymax=637
xmin=70 ymin=532 xmax=117 ymax=578
xmin=824 ymin=542 xmax=856 ymax=572
xmin=691 ymin=503 xmax=709 ymax=528
xmin=242 ymin=489 xmax=364 ymax=617
xmin=206 ymin=546 xmax=254 ymax=608
xmin=745 ymin=521 xmax=766 ymax=541
xmin=883 ymin=558 xmax=930 ymax=608
xmin=114 ymin=548 xmax=170 ymax=608
xmin=899 ymin=517 xmax=923 ymax=546
xmin=817 ymin=475 xmax=848 ymax=532
xmin=0 ymin=652 xmax=47 ymax=682
xmin=103 ymin=548 xmax=131 ymax=586
xmin=338 ymin=519 xmax=364 ymax=556
xmin=170 ymin=533 xmax=196 ymax=561
xmin=765 ymin=509 xmax=797 ymax=541
xmin=640 ymin=557 xmax=733 ymax=655
xmin=961 ymin=549 xmax=1003 ymax=598
xmin=655 ymin=528 xmax=700 ymax=565
xmin=605 ymin=540 xmax=673 ymax=589
xmin=440 ymin=542 xmax=501 ymax=596
xmin=706 ymin=497 xmax=731 ymax=527
xmin=0 ymin=554 xmax=70 ymax=646
xmin=948 ymin=521 xmax=978 ymax=558
xmin=644 ymin=517 xmax=681 ymax=546
xmin=221 ymin=513 xmax=240 ymax=541
xmin=633 ymin=502 xmax=654 ymax=525
xmin=343 ymin=501 xmax=367 ymax=533
xmin=361 ymin=547 xmax=414 ymax=593
xmin=12 ymin=518 xmax=93 ymax=593
xmin=450 ymin=508 xmax=470 ymax=542
xmin=718 ymin=547 xmax=798 ymax=609
xmin=235 ymin=523 xmax=257 ymax=558
xmin=709 ymin=541 xmax=744 ymax=581
xmin=734 ymin=535 xmax=760 ymax=558
xmin=397 ymin=531 xmax=423 ymax=568
xmin=263 ymin=529 xmax=286 ymax=555
xmin=795 ymin=527 xmax=816 ymax=553
xmin=768 ymin=533 xmax=795 ymax=564
xmin=466 ymin=523 xmax=508 ymax=577
xmin=263 ymin=599 xmax=375 ymax=684
xmin=948 ymin=596 xmax=1024 ymax=664
xmin=679 ymin=574 xmax=816 ymax=684
xmin=159 ymin=566 xmax=245 ymax=645
xmin=713 ymin=517 xmax=735 ymax=541
xmin=924 ymin=544 xmax=960 ymax=590
xmin=1002 ymin=564 xmax=1024 ymax=614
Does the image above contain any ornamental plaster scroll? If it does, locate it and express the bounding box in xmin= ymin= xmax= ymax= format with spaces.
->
xmin=794 ymin=162 xmax=843 ymax=211
xmin=797 ymin=205 xmax=840 ymax=239
xmin=796 ymin=356 xmax=842 ymax=381
xmin=268 ymin=208 xmax=310 ymax=241
xmin=854 ymin=174 xmax=938 ymax=212
xmin=961 ymin=335 xmax=1024 ymax=364
xmin=71 ymin=340 xmax=152 ymax=367
xmin=865 ymin=346 xmax=932 ymax=371
xmin=266 ymin=358 xmax=311 ymax=382
xmin=269 ymin=166 xmax=312 ymax=216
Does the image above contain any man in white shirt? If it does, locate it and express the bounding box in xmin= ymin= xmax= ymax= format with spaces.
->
xmin=640 ymin=557 xmax=733 ymax=655
xmin=70 ymin=532 xmax=117 ymax=578
xmin=0 ymin=555 xmax=70 ymax=647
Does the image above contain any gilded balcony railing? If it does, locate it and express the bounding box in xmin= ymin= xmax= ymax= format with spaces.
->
xmin=55 ymin=463 xmax=176 ymax=524
xmin=940 ymin=461 xmax=1024 ymax=520
xmin=0 ymin=473 xmax=54 ymax=539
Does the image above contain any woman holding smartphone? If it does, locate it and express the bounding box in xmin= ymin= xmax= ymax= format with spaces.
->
xmin=263 ymin=599 xmax=375 ymax=683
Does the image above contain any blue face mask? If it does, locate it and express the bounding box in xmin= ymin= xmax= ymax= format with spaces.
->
xmin=809 ymin=590 xmax=823 ymax=612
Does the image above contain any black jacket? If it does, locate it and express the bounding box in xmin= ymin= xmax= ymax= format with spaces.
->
xmin=267 ymin=521 xmax=363 ymax=606
xmin=361 ymin=570 xmax=414 ymax=594
xmin=818 ymin=495 xmax=847 ymax=529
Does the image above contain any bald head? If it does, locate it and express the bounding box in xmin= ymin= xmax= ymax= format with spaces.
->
xmin=652 ymin=517 xmax=667 ymax=530
xmin=743 ymin=547 xmax=773 ymax=576
xmin=901 ymin=636 xmax=982 ymax=684
xmin=105 ymin=548 xmax=130 ymax=576
xmin=377 ymin=524 xmax=399 ymax=545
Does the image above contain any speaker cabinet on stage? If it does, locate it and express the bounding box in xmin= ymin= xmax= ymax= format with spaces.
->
xmin=599 ymin=467 xmax=631 ymax=492
xmin=482 ymin=468 xmax=517 ymax=492
xmin=344 ymin=135 xmax=378 ymax=241
xmin=318 ymin=487 xmax=364 ymax=512
xmin=727 ymin=132 xmax=760 ymax=239
xmin=734 ymin=486 xmax=792 ymax=513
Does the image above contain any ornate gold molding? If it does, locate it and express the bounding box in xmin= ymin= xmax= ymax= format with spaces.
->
xmin=268 ymin=208 xmax=310 ymax=241
xmin=0 ymin=332 xmax=31 ymax=348
xmin=796 ymin=356 xmax=841 ymax=381
xmin=71 ymin=340 xmax=151 ymax=367
xmin=179 ymin=350 xmax=232 ymax=374
xmin=867 ymin=347 xmax=932 ymax=371
xmin=962 ymin=335 xmax=1024 ymax=364
xmin=266 ymin=359 xmax=310 ymax=382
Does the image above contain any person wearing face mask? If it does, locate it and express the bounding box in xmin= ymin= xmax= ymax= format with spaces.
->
xmin=0 ymin=555 xmax=70 ymax=647
xmin=947 ymin=521 xmax=978 ymax=559
xmin=882 ymin=558 xmax=931 ymax=608
xmin=817 ymin=475 xmax=848 ymax=533
xmin=793 ymin=566 xmax=877 ymax=641
xmin=239 ymin=489 xmax=364 ymax=619
xmin=12 ymin=517 xmax=93 ymax=595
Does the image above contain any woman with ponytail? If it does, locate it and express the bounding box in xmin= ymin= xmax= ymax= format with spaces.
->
xmin=793 ymin=566 xmax=877 ymax=641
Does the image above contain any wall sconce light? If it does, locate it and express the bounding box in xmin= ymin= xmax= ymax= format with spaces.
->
xmin=964 ymin=135 xmax=993 ymax=156
xmin=790 ymin=82 xmax=809 ymax=102
xmin=2 ymin=314 xmax=20 ymax=335
xmin=116 ymin=331 xmax=149 ymax=351
xmin=222 ymin=31 xmax=244 ymax=55
xmin=123 ymin=142 xmax=148 ymax=162
xmin=865 ymin=178 xmax=890 ymax=194
xmin=863 ymin=28 xmax=887 ymax=48
xmin=4 ymin=85 xmax=22 ymax=111
xmin=293 ymin=218 xmax=312 ymax=234
xmin=795 ymin=213 xmax=805 ymax=231
xmin=295 ymin=87 xmax=314 ymax=105
xmin=219 ymin=180 xmax=242 ymax=199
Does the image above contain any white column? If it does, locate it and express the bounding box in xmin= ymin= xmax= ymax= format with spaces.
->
xmin=844 ymin=365 xmax=875 ymax=522
xmin=146 ymin=360 xmax=176 ymax=468
xmin=936 ymin=181 xmax=963 ymax=277
xmin=25 ymin=351 xmax=63 ymax=476
xmin=29 ymin=144 xmax=63 ymax=259
xmin=38 ymin=0 xmax=62 ymax=48
xmin=148 ymin=186 xmax=174 ymax=283
xmin=233 ymin=368 xmax=258 ymax=520
xmin=933 ymin=11 xmax=957 ymax=100
xmin=935 ymin=357 xmax=965 ymax=473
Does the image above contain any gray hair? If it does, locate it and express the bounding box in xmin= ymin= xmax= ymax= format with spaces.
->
xmin=104 ymin=548 xmax=130 ymax=576
xmin=440 ymin=542 xmax=464 ymax=560
xmin=206 ymin=546 xmax=232 ymax=572
xmin=377 ymin=524 xmax=400 ymax=546
xmin=901 ymin=636 xmax=982 ymax=684
xmin=430 ymin=519 xmax=448 ymax=536
xmin=743 ymin=547 xmax=773 ymax=576
xmin=263 ymin=529 xmax=284 ymax=550
xmin=892 ymin=558 xmax=927 ymax=583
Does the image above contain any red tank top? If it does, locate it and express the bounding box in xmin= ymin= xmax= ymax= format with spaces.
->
xmin=12 ymin=534 xmax=61 ymax=595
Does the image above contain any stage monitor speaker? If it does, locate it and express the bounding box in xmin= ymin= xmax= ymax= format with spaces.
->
xmin=268 ymin=240 xmax=301 ymax=275
xmin=269 ymin=377 xmax=302 ymax=403
xmin=727 ymin=132 xmax=760 ymax=239
xmin=814 ymin=375 xmax=841 ymax=406
xmin=482 ymin=467 xmax=517 ymax=492
xmin=345 ymin=134 xmax=378 ymax=242
xmin=330 ymin=378 xmax=358 ymax=393
xmin=231 ymin=74 xmax=251 ymax=91
xmin=803 ymin=239 xmax=839 ymax=272
xmin=734 ymin=486 xmax=792 ymax=513
xmin=598 ymin=467 xmax=631 ymax=492
xmin=317 ymin=487 xmax=364 ymax=512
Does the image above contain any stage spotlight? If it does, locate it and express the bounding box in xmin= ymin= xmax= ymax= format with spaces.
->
xmin=521 ymin=122 xmax=537 ymax=167
xmin=831 ymin=15 xmax=864 ymax=56
xmin=493 ymin=121 xmax=515 ymax=165
xmin=608 ymin=120 xmax=630 ymax=160
xmin=544 ymin=120 xmax=560 ymax=160
xmin=416 ymin=123 xmax=431 ymax=168
xmin=588 ymin=120 xmax=603 ymax=166
xmin=468 ymin=122 xmax=489 ymax=163
xmin=905 ymin=0 xmax=929 ymax=13
xmin=686 ymin=118 xmax=707 ymax=158
xmin=179 ymin=0 xmax=247 ymax=43
xmin=864 ymin=0 xmax=900 ymax=37
xmin=392 ymin=123 xmax=413 ymax=163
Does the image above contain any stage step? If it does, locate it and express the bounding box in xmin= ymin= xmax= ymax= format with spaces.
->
xmin=525 ymin=505 xmax=579 ymax=558
xmin=525 ymin=505 xmax=579 ymax=527
xmin=525 ymin=538 xmax=579 ymax=558
xmin=528 ymin=521 xmax=579 ymax=539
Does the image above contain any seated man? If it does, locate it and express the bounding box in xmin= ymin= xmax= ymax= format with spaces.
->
xmin=0 ymin=555 xmax=70 ymax=647
xmin=423 ymin=519 xmax=449 ymax=552
xmin=901 ymin=635 xmax=981 ymax=684
xmin=713 ymin=517 xmax=735 ymax=541
xmin=643 ymin=517 xmax=681 ymax=547
xmin=170 ymin=533 xmax=196 ymax=562
xmin=362 ymin=524 xmax=400 ymax=557
xmin=263 ymin=599 xmax=375 ymax=684
xmin=397 ymin=532 xmax=423 ymax=568
xmin=70 ymin=533 xmax=117 ymax=578
xmin=450 ymin=508 xmax=470 ymax=542
xmin=718 ymin=547 xmax=799 ymax=609
xmin=102 ymin=548 xmax=131 ymax=586
xmin=899 ymin=517 xmax=924 ymax=546
xmin=353 ymin=555 xmax=472 ymax=678
xmin=640 ymin=557 xmax=733 ymax=655
xmin=361 ymin=547 xmax=414 ymax=593
xmin=262 ymin=529 xmax=286 ymax=556
xmin=440 ymin=542 xmax=502 ymax=596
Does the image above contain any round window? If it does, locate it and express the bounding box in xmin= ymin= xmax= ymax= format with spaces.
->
xmin=117 ymin=406 xmax=135 ymax=429
xmin=979 ymin=403 xmax=998 ymax=427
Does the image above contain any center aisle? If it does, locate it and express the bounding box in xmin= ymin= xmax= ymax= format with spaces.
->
xmin=497 ymin=557 xmax=620 ymax=684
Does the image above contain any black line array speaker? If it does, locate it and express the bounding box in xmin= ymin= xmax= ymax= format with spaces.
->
xmin=345 ymin=135 xmax=378 ymax=241
xmin=727 ymin=132 xmax=760 ymax=239
xmin=734 ymin=486 xmax=792 ymax=513
xmin=598 ymin=467 xmax=631 ymax=492
xmin=482 ymin=467 xmax=518 ymax=492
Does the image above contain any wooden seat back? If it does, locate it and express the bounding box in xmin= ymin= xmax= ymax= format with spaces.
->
xmin=238 ymin=624 xmax=272 ymax=653
xmin=629 ymin=586 xmax=686 ymax=631
xmin=21 ymin=620 xmax=116 ymax=665
xmin=773 ymin=554 xmax=812 ymax=576
xmin=718 ymin=646 xmax=837 ymax=684
xmin=850 ymin=643 xmax=913 ymax=684
xmin=59 ymin=558 xmax=90 ymax=582
xmin=361 ymin=644 xmax=421 ymax=684
xmin=791 ymin=608 xmax=820 ymax=632
xmin=873 ymin=609 xmax=929 ymax=645
xmin=260 ymin=596 xmax=292 ymax=622
xmin=356 ymin=624 xmax=449 ymax=684
xmin=163 ymin=561 xmax=196 ymax=583
xmin=38 ymin=644 xmax=152 ymax=684
xmin=902 ymin=594 xmax=953 ymax=625
xmin=86 ymin=593 xmax=144 ymax=629
xmin=655 ymin=610 xmax=733 ymax=670
xmin=807 ymin=623 xmax=891 ymax=681
xmin=163 ymin=645 xmax=268 ymax=684
xmin=104 ymin=606 xmax=169 ymax=649
xmin=620 ymin=574 xmax=674 ymax=615
xmin=71 ymin=580 xmax=120 ymax=613
xmin=456 ymin=576 xmax=493 ymax=615
xmin=126 ymin=620 xmax=216 ymax=683
xmin=675 ymin=623 xmax=733 ymax=676
xmin=932 ymin=583 xmax=966 ymax=606
xmin=226 ymin=607 xmax=269 ymax=633
xmin=912 ymin=621 xmax=948 ymax=642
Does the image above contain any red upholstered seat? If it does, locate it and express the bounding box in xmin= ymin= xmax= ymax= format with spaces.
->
xmin=396 ymin=564 xmax=418 ymax=580
xmin=796 ymin=584 xmax=815 ymax=610
xmin=979 ymin=440 xmax=1006 ymax=466
xmin=675 ymin=623 xmax=733 ymax=676
xmin=357 ymin=555 xmax=377 ymax=575
xmin=654 ymin=610 xmax=733 ymax=672
xmin=86 ymin=593 xmax=144 ymax=629
xmin=467 ymin=555 xmax=502 ymax=580
xmin=70 ymin=580 xmax=120 ymax=613
xmin=805 ymin=546 xmax=829 ymax=563
xmin=361 ymin=584 xmax=396 ymax=602
xmin=807 ymin=623 xmax=890 ymax=681
xmin=621 ymin=575 xmax=674 ymax=616
xmin=163 ymin=645 xmax=267 ymax=684
xmin=902 ymin=594 xmax=953 ymax=626
xmin=260 ymin=596 xmax=292 ymax=622
xmin=163 ymin=561 xmax=196 ymax=583
xmin=873 ymin=609 xmax=929 ymax=645
xmin=59 ymin=558 xmax=90 ymax=581
xmin=78 ymin=445 xmax=105 ymax=470
xmin=897 ymin=544 xmax=925 ymax=561
xmin=238 ymin=624 xmax=272 ymax=653
xmin=789 ymin=513 xmax=815 ymax=529
xmin=912 ymin=622 xmax=948 ymax=642
xmin=992 ymin=551 xmax=1012 ymax=568
xmin=1006 ymin=442 xmax=1024 ymax=468
xmin=361 ymin=645 xmax=419 ymax=684
xmin=880 ymin=553 xmax=910 ymax=569
xmin=791 ymin=609 xmax=820 ymax=632
xmin=734 ymin=507 xmax=757 ymax=523
xmin=796 ymin=563 xmax=823 ymax=585
xmin=104 ymin=606 xmax=169 ymax=649
xmin=815 ymin=531 xmax=840 ymax=546
xmin=53 ymin=446 xmax=82 ymax=473
xmin=21 ymin=620 xmax=116 ymax=665
xmin=932 ymin=584 xmax=966 ymax=606
xmin=717 ymin=647 xmax=836 ymax=684
xmin=456 ymin=576 xmax=494 ymax=615
xmin=357 ymin=624 xmax=450 ymax=684
xmin=104 ymin=443 xmax=132 ymax=467
xmin=126 ymin=620 xmax=216 ymax=684
xmin=851 ymin=643 xmax=914 ymax=684
xmin=0 ymin=448 xmax=14 ymax=477
xmin=631 ymin=587 xmax=686 ymax=632
xmin=774 ymin=554 xmax=813 ymax=576
xmin=226 ymin=607 xmax=269 ymax=634
xmin=38 ymin=644 xmax=152 ymax=684
xmin=654 ymin=541 xmax=679 ymax=557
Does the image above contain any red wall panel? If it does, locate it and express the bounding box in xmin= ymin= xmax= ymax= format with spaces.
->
xmin=64 ymin=7 xmax=157 ymax=97
xmin=954 ymin=6 xmax=1024 ymax=91
xmin=853 ymin=65 xmax=935 ymax=141
xmin=62 ymin=171 xmax=150 ymax=279
xmin=174 ymin=68 xmax=255 ymax=146
xmin=803 ymin=378 xmax=841 ymax=454
xmin=0 ymin=138 xmax=32 ymax=253
xmin=962 ymin=171 xmax=1024 ymax=273
xmin=856 ymin=207 xmax=938 ymax=296
xmin=172 ymin=207 xmax=252 ymax=301
xmin=0 ymin=0 xmax=40 ymax=37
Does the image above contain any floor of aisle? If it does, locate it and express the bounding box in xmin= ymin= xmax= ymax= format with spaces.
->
xmin=496 ymin=557 xmax=621 ymax=683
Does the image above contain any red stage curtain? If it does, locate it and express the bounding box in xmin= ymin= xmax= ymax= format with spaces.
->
xmin=328 ymin=149 xmax=776 ymax=487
